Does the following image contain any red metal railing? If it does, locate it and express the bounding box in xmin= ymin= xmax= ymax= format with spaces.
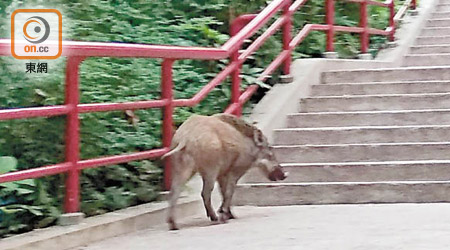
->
xmin=0 ymin=0 xmax=415 ymax=214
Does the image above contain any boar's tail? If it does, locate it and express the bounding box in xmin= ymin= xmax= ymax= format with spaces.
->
xmin=161 ymin=141 xmax=185 ymax=160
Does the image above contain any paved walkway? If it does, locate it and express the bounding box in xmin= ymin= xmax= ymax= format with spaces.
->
xmin=73 ymin=203 xmax=450 ymax=250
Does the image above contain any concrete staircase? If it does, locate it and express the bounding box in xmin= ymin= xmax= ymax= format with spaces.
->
xmin=405 ymin=4 xmax=450 ymax=67
xmin=235 ymin=1 xmax=450 ymax=206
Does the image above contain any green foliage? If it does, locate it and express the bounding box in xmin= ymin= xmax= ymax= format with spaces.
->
xmin=0 ymin=156 xmax=60 ymax=236
xmin=0 ymin=0 xmax=236 ymax=238
xmin=0 ymin=0 xmax=405 ymax=237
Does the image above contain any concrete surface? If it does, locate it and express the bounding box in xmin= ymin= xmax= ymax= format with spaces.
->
xmin=243 ymin=160 xmax=450 ymax=183
xmin=425 ymin=19 xmax=450 ymax=27
xmin=403 ymin=54 xmax=450 ymax=66
xmin=273 ymin=142 xmax=450 ymax=163
xmin=274 ymin=125 xmax=450 ymax=145
xmin=431 ymin=11 xmax=450 ymax=18
xmin=285 ymin=109 xmax=450 ymax=128
xmin=70 ymin=204 xmax=450 ymax=250
xmin=0 ymin=177 xmax=206 ymax=250
xmin=248 ymin=0 xmax=436 ymax=140
xmin=311 ymin=81 xmax=450 ymax=96
xmin=234 ymin=181 xmax=450 ymax=205
xmin=321 ymin=67 xmax=450 ymax=84
xmin=409 ymin=44 xmax=450 ymax=54
xmin=323 ymin=51 xmax=338 ymax=59
xmin=239 ymin=0 xmax=450 ymax=211
xmin=414 ymin=35 xmax=450 ymax=45
xmin=301 ymin=92 xmax=450 ymax=112
xmin=421 ymin=27 xmax=450 ymax=36
xmin=58 ymin=212 xmax=85 ymax=226
xmin=436 ymin=3 xmax=450 ymax=10
xmin=358 ymin=53 xmax=373 ymax=60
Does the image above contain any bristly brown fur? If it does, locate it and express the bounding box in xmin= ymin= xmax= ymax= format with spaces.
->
xmin=212 ymin=113 xmax=267 ymax=143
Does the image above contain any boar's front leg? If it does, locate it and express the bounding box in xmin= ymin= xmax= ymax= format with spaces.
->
xmin=218 ymin=174 xmax=240 ymax=222
xmin=217 ymin=175 xmax=233 ymax=220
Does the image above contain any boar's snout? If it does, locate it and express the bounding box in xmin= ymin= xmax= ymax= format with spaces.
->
xmin=268 ymin=166 xmax=288 ymax=181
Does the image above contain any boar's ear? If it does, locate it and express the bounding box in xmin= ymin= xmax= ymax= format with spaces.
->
xmin=253 ymin=129 xmax=267 ymax=147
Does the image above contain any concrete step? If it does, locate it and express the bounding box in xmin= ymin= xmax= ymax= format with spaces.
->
xmin=242 ymin=160 xmax=450 ymax=183
xmin=273 ymin=142 xmax=450 ymax=163
xmin=425 ymin=18 xmax=450 ymax=27
xmin=431 ymin=11 xmax=450 ymax=19
xmin=286 ymin=109 xmax=450 ymax=128
xmin=301 ymin=93 xmax=450 ymax=112
xmin=415 ymin=35 xmax=450 ymax=45
xmin=409 ymin=44 xmax=450 ymax=54
xmin=421 ymin=27 xmax=450 ymax=36
xmin=403 ymin=53 xmax=450 ymax=66
xmin=311 ymin=81 xmax=450 ymax=96
xmin=234 ymin=181 xmax=450 ymax=206
xmin=435 ymin=4 xmax=450 ymax=11
xmin=273 ymin=125 xmax=450 ymax=145
xmin=321 ymin=66 xmax=450 ymax=84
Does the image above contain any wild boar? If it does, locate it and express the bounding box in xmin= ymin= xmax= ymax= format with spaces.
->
xmin=162 ymin=113 xmax=287 ymax=230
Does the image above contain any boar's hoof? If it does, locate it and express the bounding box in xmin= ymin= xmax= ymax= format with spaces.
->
xmin=218 ymin=211 xmax=235 ymax=222
xmin=219 ymin=213 xmax=228 ymax=223
xmin=208 ymin=213 xmax=218 ymax=222
xmin=168 ymin=219 xmax=179 ymax=231
xmin=218 ymin=208 xmax=236 ymax=220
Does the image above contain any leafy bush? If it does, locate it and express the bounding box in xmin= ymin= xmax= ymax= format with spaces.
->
xmin=0 ymin=0 xmax=405 ymax=237
xmin=0 ymin=156 xmax=61 ymax=235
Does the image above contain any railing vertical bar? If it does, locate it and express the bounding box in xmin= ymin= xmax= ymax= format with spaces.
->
xmin=411 ymin=0 xmax=416 ymax=10
xmin=231 ymin=52 xmax=242 ymax=116
xmin=63 ymin=56 xmax=84 ymax=213
xmin=162 ymin=59 xmax=175 ymax=190
xmin=389 ymin=0 xmax=396 ymax=41
xmin=360 ymin=0 xmax=369 ymax=53
xmin=282 ymin=0 xmax=293 ymax=75
xmin=230 ymin=18 xmax=247 ymax=116
xmin=326 ymin=0 xmax=335 ymax=52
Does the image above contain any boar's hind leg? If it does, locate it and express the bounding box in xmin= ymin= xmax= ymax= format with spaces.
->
xmin=167 ymin=155 xmax=195 ymax=230
xmin=201 ymin=175 xmax=218 ymax=222
xmin=217 ymin=175 xmax=228 ymax=213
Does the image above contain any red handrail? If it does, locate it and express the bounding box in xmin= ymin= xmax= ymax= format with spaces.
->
xmin=0 ymin=0 xmax=415 ymax=214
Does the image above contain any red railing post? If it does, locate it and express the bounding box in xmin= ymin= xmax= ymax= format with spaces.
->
xmin=282 ymin=0 xmax=293 ymax=76
xmin=325 ymin=0 xmax=335 ymax=52
xmin=230 ymin=48 xmax=242 ymax=116
xmin=360 ymin=0 xmax=369 ymax=54
xmin=389 ymin=0 xmax=395 ymax=41
xmin=230 ymin=18 xmax=247 ymax=116
xmin=162 ymin=59 xmax=175 ymax=190
xmin=64 ymin=56 xmax=84 ymax=213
